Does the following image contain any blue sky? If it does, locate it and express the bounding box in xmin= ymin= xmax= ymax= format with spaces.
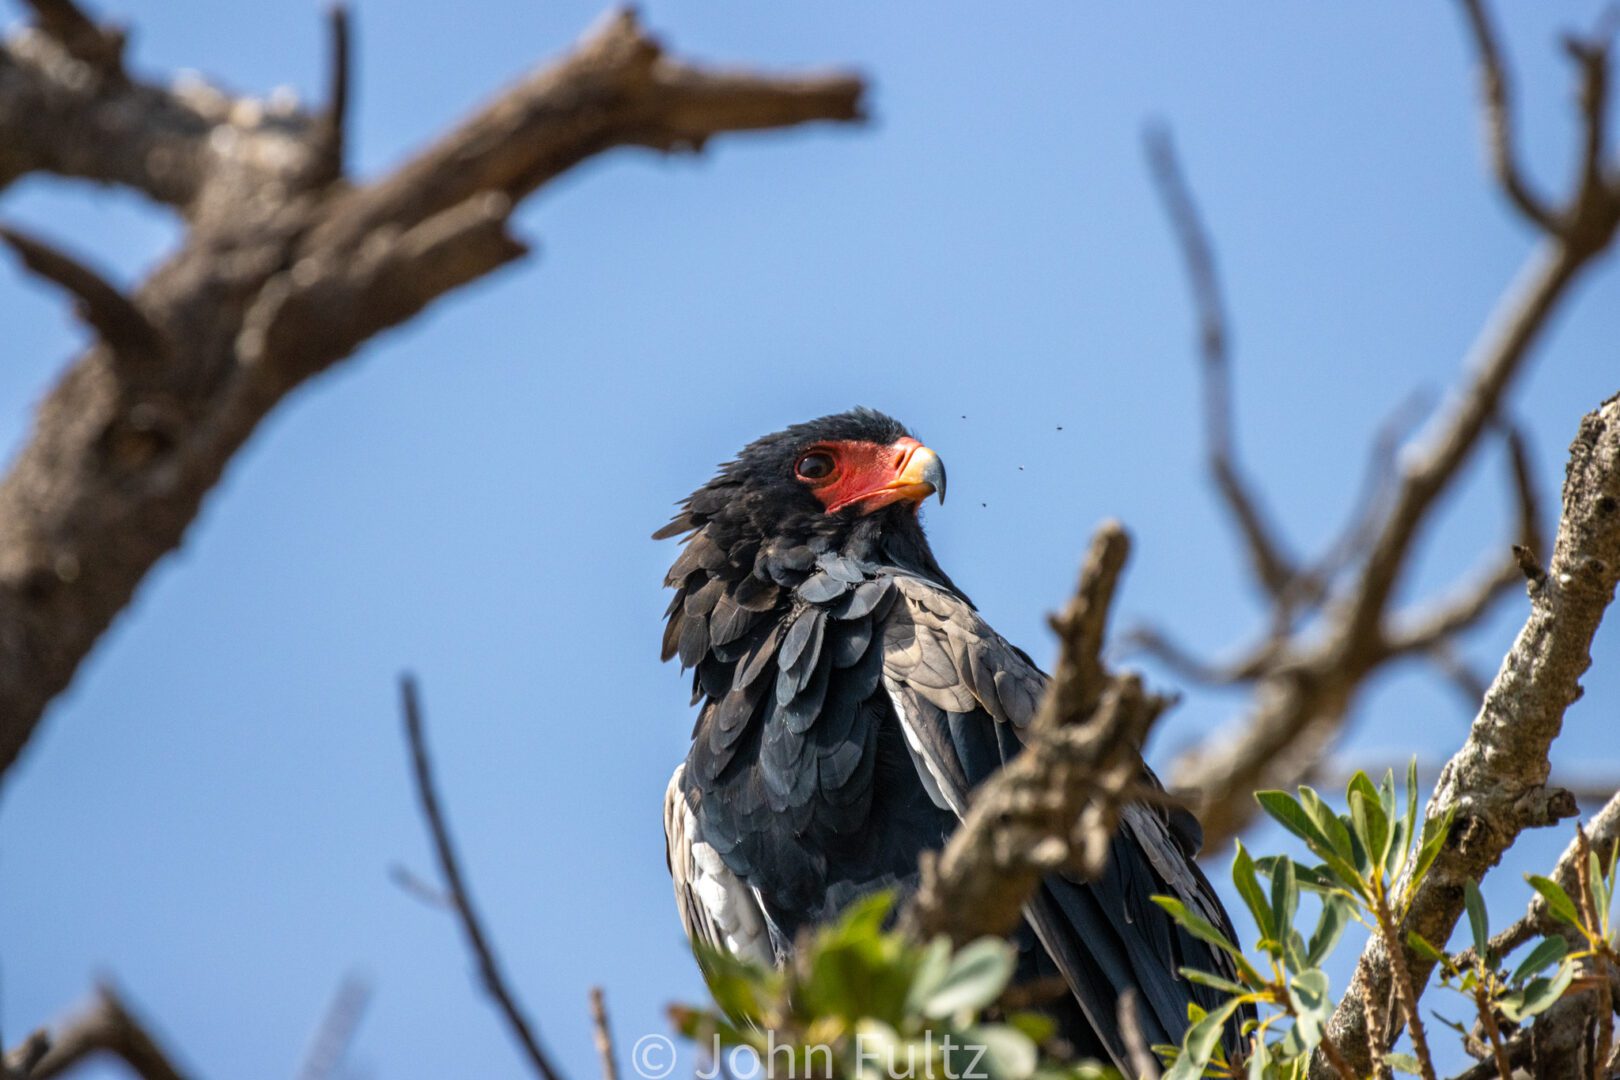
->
xmin=1 ymin=2 xmax=1616 ymax=1078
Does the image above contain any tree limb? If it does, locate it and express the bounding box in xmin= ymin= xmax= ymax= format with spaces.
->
xmin=1151 ymin=1 xmax=1620 ymax=848
xmin=14 ymin=983 xmax=191 ymax=1080
xmin=0 ymin=224 xmax=166 ymax=359
xmin=903 ymin=522 xmax=1172 ymax=944
xmin=1310 ymin=393 xmax=1620 ymax=1078
xmin=0 ymin=5 xmax=864 ymax=783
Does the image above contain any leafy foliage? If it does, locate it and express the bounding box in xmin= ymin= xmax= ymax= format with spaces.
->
xmin=671 ymin=893 xmax=1120 ymax=1080
xmin=1154 ymin=762 xmax=1620 ymax=1079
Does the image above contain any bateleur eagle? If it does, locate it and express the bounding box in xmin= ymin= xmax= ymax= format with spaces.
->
xmin=657 ymin=408 xmax=1244 ymax=1069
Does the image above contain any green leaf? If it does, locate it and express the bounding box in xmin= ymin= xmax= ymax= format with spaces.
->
xmin=1151 ymin=896 xmax=1238 ymax=956
xmin=836 ymin=889 xmax=897 ymax=937
xmin=1270 ymin=856 xmax=1299 ymax=949
xmin=1527 ymin=875 xmax=1584 ymax=930
xmin=1348 ymin=772 xmax=1390 ymax=873
xmin=1385 ymin=806 xmax=1409 ymax=880
xmin=1178 ymin=966 xmax=1248 ymax=996
xmin=1385 ymin=1051 xmax=1424 ymax=1075
xmin=1286 ymin=968 xmax=1332 ymax=1052
xmin=905 ymin=936 xmax=954 ymax=1014
xmin=1244 ymin=1033 xmax=1271 ymax=1080
xmin=1407 ymin=805 xmax=1456 ymax=906
xmin=1258 ymin=789 xmax=1366 ymax=897
xmin=961 ymin=1024 xmax=1039 ymax=1080
xmin=1258 ymin=857 xmax=1341 ymax=896
xmin=1499 ymin=962 xmax=1577 ymax=1022
xmin=1590 ymin=849 xmax=1612 ymax=934
xmin=1164 ymin=996 xmax=1244 ymax=1080
xmin=1464 ymin=879 xmax=1490 ymax=961
xmin=853 ymin=1019 xmax=904 ymax=1080
xmin=691 ymin=941 xmax=774 ymax=1023
xmin=1002 ymin=1010 xmax=1057 ymax=1047
xmin=1232 ymin=841 xmax=1274 ymax=945
xmin=1406 ymin=931 xmax=1447 ymax=966
xmin=922 ymin=938 xmax=1017 ymax=1018
xmin=1309 ymin=789 xmax=1371 ymax=892
xmin=1307 ymin=895 xmax=1352 ymax=968
xmin=1510 ymin=935 xmax=1569 ymax=985
xmin=1398 ymin=758 xmax=1420 ymax=877
xmin=1256 ymin=790 xmax=1329 ymax=850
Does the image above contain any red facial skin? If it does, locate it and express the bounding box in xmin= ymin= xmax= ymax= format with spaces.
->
xmin=798 ymin=437 xmax=934 ymax=514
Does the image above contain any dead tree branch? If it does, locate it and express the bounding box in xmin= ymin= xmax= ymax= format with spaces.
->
xmin=1143 ymin=125 xmax=1297 ymax=603
xmin=903 ymin=522 xmax=1172 ymax=944
xmin=1140 ymin=1 xmax=1620 ymax=849
xmin=1451 ymin=791 xmax=1620 ymax=972
xmin=1310 ymin=393 xmax=1620 ymax=1078
xmin=13 ymin=983 xmax=190 ymax=1080
xmin=0 ymin=2 xmax=864 ymax=783
xmin=401 ymin=674 xmax=563 ymax=1080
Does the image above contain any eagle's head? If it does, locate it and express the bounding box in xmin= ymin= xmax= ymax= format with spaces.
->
xmin=655 ymin=408 xmax=957 ymax=667
xmin=655 ymin=407 xmax=944 ymax=548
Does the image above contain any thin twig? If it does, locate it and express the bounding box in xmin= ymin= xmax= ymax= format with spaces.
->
xmin=1374 ymin=891 xmax=1438 ymax=1080
xmin=1144 ymin=123 xmax=1296 ymax=602
xmin=589 ymin=987 xmax=619 ymax=1080
xmin=1115 ymin=990 xmax=1161 ymax=1080
xmin=1576 ymin=826 xmax=1614 ymax=1080
xmin=400 ymin=674 xmax=564 ymax=1080
xmin=317 ymin=4 xmax=351 ymax=181
xmin=295 ymin=974 xmax=371 ymax=1080
xmin=0 ymin=225 xmax=164 ymax=359
xmin=1457 ymin=0 xmax=1562 ymax=231
xmin=1470 ymin=978 xmax=1515 ymax=1080
xmin=22 ymin=983 xmax=189 ymax=1080
xmin=20 ymin=0 xmax=124 ymax=75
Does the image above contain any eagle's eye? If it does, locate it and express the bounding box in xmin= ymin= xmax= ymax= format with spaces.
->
xmin=795 ymin=451 xmax=836 ymax=481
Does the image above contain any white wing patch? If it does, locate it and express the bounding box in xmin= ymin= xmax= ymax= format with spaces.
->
xmin=886 ymin=681 xmax=967 ymax=816
xmin=664 ymin=765 xmax=773 ymax=966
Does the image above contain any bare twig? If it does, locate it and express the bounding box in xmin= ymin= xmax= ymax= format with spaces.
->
xmin=1311 ymin=395 xmax=1620 ymax=1078
xmin=1457 ymin=0 xmax=1561 ymax=231
xmin=295 ymin=974 xmax=371 ymax=1080
xmin=316 ymin=4 xmax=352 ymax=181
xmin=902 ymin=522 xmax=1169 ymax=944
xmin=20 ymin=984 xmax=190 ymax=1080
xmin=1144 ymin=124 xmax=1297 ymax=603
xmin=2 ymin=1031 xmax=49 ymax=1079
xmin=1574 ymin=826 xmax=1615 ymax=1080
xmin=19 ymin=0 xmax=125 ymax=77
xmin=389 ymin=861 xmax=456 ymax=910
xmin=1115 ymin=990 xmax=1161 ymax=1080
xmin=589 ymin=987 xmax=620 ymax=1080
xmin=1471 ymin=975 xmax=1515 ymax=1080
xmin=1373 ymin=890 xmax=1438 ymax=1080
xmin=0 ymin=225 xmax=165 ymax=359
xmin=401 ymin=674 xmax=563 ymax=1080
